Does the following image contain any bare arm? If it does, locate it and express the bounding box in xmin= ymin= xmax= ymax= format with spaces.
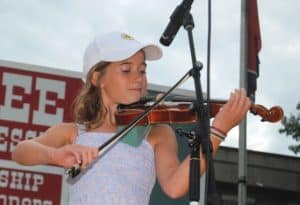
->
xmin=153 ymin=89 xmax=251 ymax=198
xmin=151 ymin=125 xmax=214 ymax=199
xmin=150 ymin=124 xmax=189 ymax=198
xmin=11 ymin=123 xmax=98 ymax=168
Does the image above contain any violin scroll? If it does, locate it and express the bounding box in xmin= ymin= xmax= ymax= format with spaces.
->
xmin=250 ymin=104 xmax=284 ymax=123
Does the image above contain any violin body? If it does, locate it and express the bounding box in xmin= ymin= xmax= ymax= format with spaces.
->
xmin=117 ymin=103 xmax=197 ymax=125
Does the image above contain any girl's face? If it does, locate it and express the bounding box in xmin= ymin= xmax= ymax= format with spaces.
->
xmin=98 ymin=50 xmax=147 ymax=106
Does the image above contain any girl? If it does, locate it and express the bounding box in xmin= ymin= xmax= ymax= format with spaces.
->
xmin=12 ymin=31 xmax=251 ymax=205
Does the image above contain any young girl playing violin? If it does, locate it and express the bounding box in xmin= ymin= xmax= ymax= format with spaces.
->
xmin=12 ymin=31 xmax=251 ymax=205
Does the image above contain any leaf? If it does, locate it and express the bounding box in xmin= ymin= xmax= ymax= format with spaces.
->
xmin=279 ymin=101 xmax=300 ymax=154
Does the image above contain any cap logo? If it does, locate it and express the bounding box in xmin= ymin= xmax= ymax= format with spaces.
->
xmin=121 ymin=33 xmax=134 ymax=41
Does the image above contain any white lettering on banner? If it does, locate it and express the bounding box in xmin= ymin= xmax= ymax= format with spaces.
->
xmin=0 ymin=170 xmax=44 ymax=192
xmin=23 ymin=173 xmax=32 ymax=191
xmin=10 ymin=128 xmax=36 ymax=152
xmin=33 ymin=78 xmax=66 ymax=126
xmin=0 ymin=73 xmax=32 ymax=123
xmin=0 ymin=126 xmax=8 ymax=152
xmin=31 ymin=174 xmax=44 ymax=192
xmin=0 ymin=73 xmax=66 ymax=127
xmin=8 ymin=195 xmax=19 ymax=205
xmin=0 ymin=195 xmax=5 ymax=205
xmin=10 ymin=171 xmax=23 ymax=190
xmin=0 ymin=126 xmax=43 ymax=153
xmin=0 ymin=169 xmax=9 ymax=187
xmin=0 ymin=69 xmax=73 ymax=205
xmin=10 ymin=128 xmax=22 ymax=152
xmin=0 ymin=195 xmax=53 ymax=205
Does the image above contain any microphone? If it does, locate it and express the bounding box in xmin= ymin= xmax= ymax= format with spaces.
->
xmin=159 ymin=0 xmax=194 ymax=46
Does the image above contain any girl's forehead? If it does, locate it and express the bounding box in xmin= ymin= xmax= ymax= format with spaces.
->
xmin=111 ymin=51 xmax=146 ymax=67
xmin=121 ymin=51 xmax=145 ymax=63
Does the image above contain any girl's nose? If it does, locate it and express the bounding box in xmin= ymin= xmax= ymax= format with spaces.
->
xmin=132 ymin=71 xmax=144 ymax=82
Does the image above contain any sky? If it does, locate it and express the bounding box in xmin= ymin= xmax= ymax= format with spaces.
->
xmin=0 ymin=0 xmax=299 ymax=157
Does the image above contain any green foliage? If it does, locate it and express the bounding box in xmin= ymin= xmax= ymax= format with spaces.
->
xmin=279 ymin=102 xmax=300 ymax=154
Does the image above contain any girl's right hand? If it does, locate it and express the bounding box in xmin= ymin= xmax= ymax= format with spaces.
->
xmin=50 ymin=144 xmax=99 ymax=169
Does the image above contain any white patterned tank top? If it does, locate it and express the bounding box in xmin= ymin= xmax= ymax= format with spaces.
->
xmin=67 ymin=127 xmax=156 ymax=205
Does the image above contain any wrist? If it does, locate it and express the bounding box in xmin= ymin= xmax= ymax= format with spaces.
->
xmin=210 ymin=126 xmax=227 ymax=142
xmin=210 ymin=126 xmax=227 ymax=136
xmin=47 ymin=147 xmax=58 ymax=165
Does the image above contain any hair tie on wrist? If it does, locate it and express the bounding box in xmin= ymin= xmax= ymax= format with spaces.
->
xmin=210 ymin=126 xmax=226 ymax=142
xmin=211 ymin=126 xmax=227 ymax=136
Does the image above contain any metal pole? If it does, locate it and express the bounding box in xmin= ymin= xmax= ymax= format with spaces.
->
xmin=238 ymin=0 xmax=248 ymax=204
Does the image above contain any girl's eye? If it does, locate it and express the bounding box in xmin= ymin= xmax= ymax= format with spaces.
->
xmin=120 ymin=65 xmax=131 ymax=73
xmin=120 ymin=63 xmax=147 ymax=74
xmin=140 ymin=64 xmax=147 ymax=74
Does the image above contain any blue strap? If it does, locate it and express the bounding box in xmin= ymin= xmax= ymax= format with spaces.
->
xmin=119 ymin=125 xmax=151 ymax=147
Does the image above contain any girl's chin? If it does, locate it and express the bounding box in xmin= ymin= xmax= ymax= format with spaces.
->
xmin=119 ymin=97 xmax=142 ymax=105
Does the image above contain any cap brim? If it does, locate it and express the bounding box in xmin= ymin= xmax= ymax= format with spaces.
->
xmin=142 ymin=44 xmax=163 ymax=61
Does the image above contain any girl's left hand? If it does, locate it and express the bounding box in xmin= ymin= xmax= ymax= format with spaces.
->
xmin=211 ymin=88 xmax=251 ymax=134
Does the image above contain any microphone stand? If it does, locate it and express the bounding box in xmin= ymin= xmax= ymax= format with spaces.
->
xmin=183 ymin=13 xmax=221 ymax=205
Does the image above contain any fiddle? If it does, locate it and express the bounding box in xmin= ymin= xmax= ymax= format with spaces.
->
xmin=116 ymin=100 xmax=284 ymax=126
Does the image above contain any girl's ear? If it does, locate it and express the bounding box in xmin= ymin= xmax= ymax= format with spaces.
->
xmin=91 ymin=71 xmax=99 ymax=87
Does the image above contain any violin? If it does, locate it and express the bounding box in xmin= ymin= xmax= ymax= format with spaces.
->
xmin=116 ymin=100 xmax=284 ymax=126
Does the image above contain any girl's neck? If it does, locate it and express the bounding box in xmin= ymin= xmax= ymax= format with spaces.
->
xmin=89 ymin=103 xmax=118 ymax=133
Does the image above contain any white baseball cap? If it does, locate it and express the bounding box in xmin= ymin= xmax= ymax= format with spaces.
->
xmin=82 ymin=31 xmax=163 ymax=79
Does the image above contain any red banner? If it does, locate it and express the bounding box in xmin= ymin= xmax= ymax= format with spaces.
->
xmin=0 ymin=166 xmax=62 ymax=205
xmin=0 ymin=63 xmax=83 ymax=205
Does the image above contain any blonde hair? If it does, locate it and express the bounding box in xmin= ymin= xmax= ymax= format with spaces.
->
xmin=73 ymin=62 xmax=110 ymax=130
